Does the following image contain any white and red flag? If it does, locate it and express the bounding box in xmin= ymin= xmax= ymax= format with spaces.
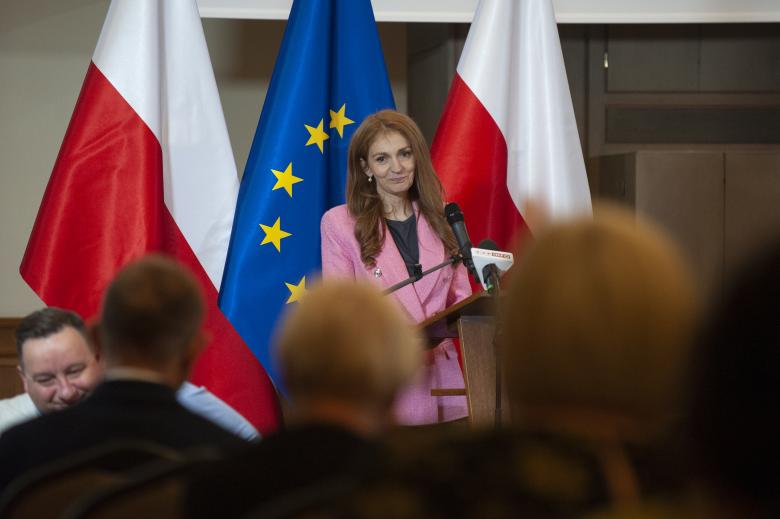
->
xmin=20 ymin=0 xmax=280 ymax=434
xmin=431 ymin=0 xmax=592 ymax=254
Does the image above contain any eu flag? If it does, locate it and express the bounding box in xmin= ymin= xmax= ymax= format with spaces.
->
xmin=219 ymin=0 xmax=395 ymax=386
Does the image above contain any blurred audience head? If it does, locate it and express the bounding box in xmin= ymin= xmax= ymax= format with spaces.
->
xmin=274 ymin=279 xmax=422 ymax=434
xmin=687 ymin=239 xmax=780 ymax=518
xmin=503 ymin=204 xmax=698 ymax=440
xmin=15 ymin=307 xmax=102 ymax=413
xmin=97 ymin=254 xmax=204 ymax=388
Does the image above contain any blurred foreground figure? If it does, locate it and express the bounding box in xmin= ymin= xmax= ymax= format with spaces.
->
xmin=501 ymin=205 xmax=698 ymax=517
xmin=687 ymin=240 xmax=780 ymax=519
xmin=186 ymin=279 xmax=423 ymax=518
xmin=335 ymin=206 xmax=699 ymax=519
xmin=0 ymin=256 xmax=247 ymax=490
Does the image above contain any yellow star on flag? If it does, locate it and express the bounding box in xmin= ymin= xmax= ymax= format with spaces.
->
xmin=271 ymin=162 xmax=303 ymax=197
xmin=305 ymin=118 xmax=329 ymax=153
xmin=329 ymin=104 xmax=354 ymax=138
xmin=259 ymin=217 xmax=291 ymax=252
xmin=284 ymin=276 xmax=306 ymax=304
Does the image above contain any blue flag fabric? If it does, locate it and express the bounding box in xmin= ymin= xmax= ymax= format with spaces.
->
xmin=219 ymin=0 xmax=395 ymax=385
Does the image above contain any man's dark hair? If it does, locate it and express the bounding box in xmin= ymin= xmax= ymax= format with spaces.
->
xmin=15 ymin=307 xmax=87 ymax=360
xmin=100 ymin=254 xmax=204 ymax=364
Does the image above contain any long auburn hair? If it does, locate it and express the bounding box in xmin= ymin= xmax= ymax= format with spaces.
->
xmin=346 ymin=110 xmax=457 ymax=267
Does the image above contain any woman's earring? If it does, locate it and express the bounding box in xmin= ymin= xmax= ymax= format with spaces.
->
xmin=367 ymin=175 xmax=373 ymax=183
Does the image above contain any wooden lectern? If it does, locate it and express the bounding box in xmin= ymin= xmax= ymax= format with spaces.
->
xmin=419 ymin=291 xmax=504 ymax=427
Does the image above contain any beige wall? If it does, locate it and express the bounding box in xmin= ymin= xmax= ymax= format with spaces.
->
xmin=0 ymin=1 xmax=406 ymax=317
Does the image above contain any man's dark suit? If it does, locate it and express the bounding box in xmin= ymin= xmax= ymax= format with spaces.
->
xmin=0 ymin=379 xmax=248 ymax=490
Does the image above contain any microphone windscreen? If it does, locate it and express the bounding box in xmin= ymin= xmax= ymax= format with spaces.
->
xmin=444 ymin=202 xmax=464 ymax=224
xmin=477 ymin=238 xmax=499 ymax=251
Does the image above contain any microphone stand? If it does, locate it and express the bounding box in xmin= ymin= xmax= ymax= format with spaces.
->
xmin=481 ymin=263 xmax=504 ymax=427
xmin=384 ymin=255 xmax=461 ymax=295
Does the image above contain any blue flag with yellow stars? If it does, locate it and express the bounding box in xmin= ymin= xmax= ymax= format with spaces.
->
xmin=219 ymin=0 xmax=395 ymax=386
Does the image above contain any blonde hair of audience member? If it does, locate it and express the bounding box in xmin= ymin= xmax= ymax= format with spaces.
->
xmin=502 ymin=205 xmax=698 ymax=504
xmin=274 ymin=279 xmax=422 ymax=435
xmin=95 ymin=254 xmax=205 ymax=389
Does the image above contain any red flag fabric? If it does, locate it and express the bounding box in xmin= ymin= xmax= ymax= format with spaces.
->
xmin=20 ymin=0 xmax=280 ymax=435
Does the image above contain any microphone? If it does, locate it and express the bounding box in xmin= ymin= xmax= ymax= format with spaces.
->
xmin=444 ymin=202 xmax=479 ymax=282
xmin=471 ymin=239 xmax=514 ymax=294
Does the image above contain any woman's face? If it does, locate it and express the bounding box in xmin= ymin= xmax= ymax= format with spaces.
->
xmin=363 ymin=130 xmax=415 ymax=202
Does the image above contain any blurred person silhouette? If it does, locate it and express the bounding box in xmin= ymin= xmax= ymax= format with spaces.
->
xmin=686 ymin=238 xmax=780 ymax=519
xmin=185 ymin=278 xmax=423 ymax=518
xmin=330 ymin=205 xmax=699 ymax=519
xmin=0 ymin=255 xmax=248 ymax=490
xmin=502 ymin=204 xmax=698 ymax=518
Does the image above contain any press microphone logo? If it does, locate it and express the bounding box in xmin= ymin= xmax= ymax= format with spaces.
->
xmin=472 ymin=249 xmax=512 ymax=261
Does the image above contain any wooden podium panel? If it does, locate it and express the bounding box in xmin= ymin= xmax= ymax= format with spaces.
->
xmin=456 ymin=316 xmax=498 ymax=427
xmin=420 ymin=292 xmax=502 ymax=428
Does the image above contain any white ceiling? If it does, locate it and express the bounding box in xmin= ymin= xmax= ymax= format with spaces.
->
xmin=197 ymin=0 xmax=780 ymax=23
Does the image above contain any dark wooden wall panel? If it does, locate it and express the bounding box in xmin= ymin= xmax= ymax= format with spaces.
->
xmin=589 ymin=23 xmax=780 ymax=158
xmin=700 ymin=25 xmax=780 ymax=92
xmin=606 ymin=106 xmax=780 ymax=144
xmin=560 ymin=24 xmax=589 ymax=154
xmin=591 ymin=151 xmax=724 ymax=297
xmin=607 ymin=25 xmax=699 ymax=92
xmin=0 ymin=319 xmax=23 ymax=399
xmin=634 ymin=152 xmax=725 ymax=297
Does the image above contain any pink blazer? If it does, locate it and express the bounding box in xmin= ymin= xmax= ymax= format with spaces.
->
xmin=321 ymin=204 xmax=471 ymax=425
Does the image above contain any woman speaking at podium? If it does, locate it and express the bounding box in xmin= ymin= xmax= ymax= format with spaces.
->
xmin=321 ymin=110 xmax=471 ymax=425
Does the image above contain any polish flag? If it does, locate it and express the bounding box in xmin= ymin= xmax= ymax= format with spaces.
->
xmin=19 ymin=0 xmax=280 ymax=434
xmin=432 ymin=0 xmax=592 ymax=254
